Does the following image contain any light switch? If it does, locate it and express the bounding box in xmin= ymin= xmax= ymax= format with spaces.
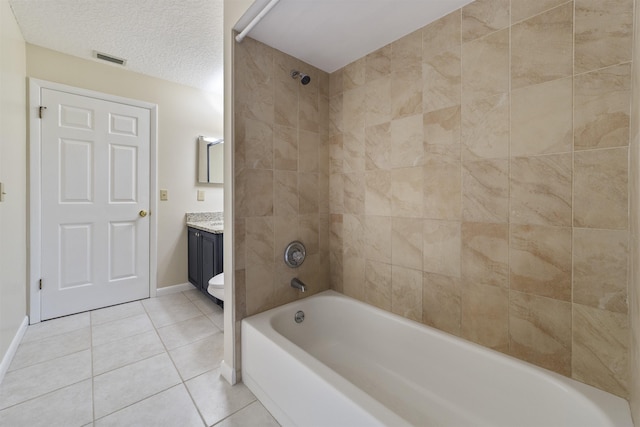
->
xmin=197 ymin=190 xmax=205 ymax=201
xmin=160 ymin=189 xmax=168 ymax=201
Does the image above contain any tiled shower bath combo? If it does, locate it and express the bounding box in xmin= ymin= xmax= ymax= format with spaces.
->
xmin=234 ymin=0 xmax=635 ymax=413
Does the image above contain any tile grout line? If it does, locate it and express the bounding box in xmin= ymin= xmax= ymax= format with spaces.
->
xmin=18 ymin=316 xmax=89 ymax=345
xmin=176 ymin=289 xmax=227 ymax=427
xmin=182 ymin=372 xmax=212 ymax=426
xmin=92 ymin=384 xmax=186 ymax=424
xmin=4 ymin=328 xmax=91 ymax=374
xmin=173 ymin=290 xmax=235 ymax=426
xmin=0 ymin=376 xmax=91 ymax=413
xmin=90 ymin=303 xmax=161 ymax=380
xmin=3 ymin=294 xmax=233 ymax=425
xmin=210 ymin=400 xmax=260 ymax=427
xmin=0 ymin=323 xmax=93 ymax=413
xmin=93 ymin=295 xmax=193 ymax=423
xmin=147 ymin=290 xmax=213 ymax=426
xmin=90 ymin=305 xmax=148 ymax=328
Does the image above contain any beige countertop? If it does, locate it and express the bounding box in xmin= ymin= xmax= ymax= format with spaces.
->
xmin=185 ymin=211 xmax=223 ymax=234
xmin=187 ymin=220 xmax=223 ymax=234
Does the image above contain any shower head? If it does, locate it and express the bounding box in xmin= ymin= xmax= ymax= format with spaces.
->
xmin=291 ymin=70 xmax=311 ymax=85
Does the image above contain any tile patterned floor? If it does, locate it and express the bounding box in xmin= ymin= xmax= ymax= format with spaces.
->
xmin=0 ymin=289 xmax=280 ymax=427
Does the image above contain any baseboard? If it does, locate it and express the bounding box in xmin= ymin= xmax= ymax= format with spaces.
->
xmin=0 ymin=316 xmax=28 ymax=384
xmin=155 ymin=282 xmax=195 ymax=297
xmin=221 ymin=359 xmax=238 ymax=385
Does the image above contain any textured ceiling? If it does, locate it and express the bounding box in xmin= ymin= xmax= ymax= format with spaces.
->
xmin=9 ymin=0 xmax=474 ymax=95
xmin=8 ymin=0 xmax=224 ymax=92
xmin=235 ymin=0 xmax=475 ymax=73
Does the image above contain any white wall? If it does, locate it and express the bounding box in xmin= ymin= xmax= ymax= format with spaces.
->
xmin=25 ymin=45 xmax=224 ymax=288
xmin=0 ymin=0 xmax=27 ymax=360
xmin=223 ymin=0 xmax=254 ymax=384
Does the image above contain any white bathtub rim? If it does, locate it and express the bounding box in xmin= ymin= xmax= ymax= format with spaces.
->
xmin=242 ymin=318 xmax=412 ymax=426
xmin=243 ymin=290 xmax=632 ymax=427
xmin=243 ymin=355 xmax=405 ymax=427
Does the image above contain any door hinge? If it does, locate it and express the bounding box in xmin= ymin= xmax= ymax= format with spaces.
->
xmin=38 ymin=106 xmax=47 ymax=119
xmin=39 ymin=279 xmax=42 ymax=290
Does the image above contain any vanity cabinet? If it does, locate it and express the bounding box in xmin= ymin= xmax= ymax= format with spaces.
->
xmin=187 ymin=227 xmax=223 ymax=299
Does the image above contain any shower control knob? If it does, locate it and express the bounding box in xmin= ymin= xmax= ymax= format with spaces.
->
xmin=284 ymin=241 xmax=306 ymax=268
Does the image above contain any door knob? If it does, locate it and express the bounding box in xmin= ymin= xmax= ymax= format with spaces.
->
xmin=139 ymin=210 xmax=148 ymax=217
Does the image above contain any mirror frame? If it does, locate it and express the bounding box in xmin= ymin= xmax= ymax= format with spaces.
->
xmin=198 ymin=136 xmax=224 ymax=184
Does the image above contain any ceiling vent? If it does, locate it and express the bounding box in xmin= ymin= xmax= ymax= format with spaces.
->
xmin=93 ymin=51 xmax=127 ymax=66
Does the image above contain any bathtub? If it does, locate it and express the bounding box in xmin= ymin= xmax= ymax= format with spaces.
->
xmin=241 ymin=290 xmax=633 ymax=427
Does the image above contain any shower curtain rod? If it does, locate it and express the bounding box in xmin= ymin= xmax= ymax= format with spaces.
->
xmin=235 ymin=0 xmax=281 ymax=43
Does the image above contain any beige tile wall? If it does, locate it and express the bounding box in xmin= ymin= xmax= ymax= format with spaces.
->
xmin=329 ymin=0 xmax=633 ymax=397
xmin=234 ymin=37 xmax=331 ymax=319
xmin=629 ymin=0 xmax=640 ymax=421
xmin=233 ymin=0 xmax=636 ymax=401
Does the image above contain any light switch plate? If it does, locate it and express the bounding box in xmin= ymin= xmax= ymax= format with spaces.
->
xmin=197 ymin=190 xmax=205 ymax=201
xmin=160 ymin=189 xmax=168 ymax=201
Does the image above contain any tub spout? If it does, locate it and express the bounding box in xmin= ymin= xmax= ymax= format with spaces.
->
xmin=291 ymin=277 xmax=306 ymax=292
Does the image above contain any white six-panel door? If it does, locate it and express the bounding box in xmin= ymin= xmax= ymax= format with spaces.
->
xmin=40 ymin=88 xmax=151 ymax=320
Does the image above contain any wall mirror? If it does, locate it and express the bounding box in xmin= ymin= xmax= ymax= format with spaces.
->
xmin=198 ymin=136 xmax=224 ymax=184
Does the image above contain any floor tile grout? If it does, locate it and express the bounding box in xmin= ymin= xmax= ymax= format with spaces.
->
xmin=5 ymin=340 xmax=92 ymax=374
xmin=209 ymin=399 xmax=258 ymax=427
xmin=151 ymin=291 xmax=210 ymax=426
xmin=0 ymin=377 xmax=91 ymax=412
xmin=182 ymin=371 xmax=213 ymax=426
xmin=0 ymin=290 xmax=277 ymax=426
xmin=92 ymin=382 xmax=184 ymax=423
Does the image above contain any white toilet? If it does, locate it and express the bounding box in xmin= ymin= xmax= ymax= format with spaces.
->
xmin=207 ymin=272 xmax=224 ymax=301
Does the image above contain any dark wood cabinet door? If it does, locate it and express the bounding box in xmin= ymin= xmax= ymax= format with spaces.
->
xmin=187 ymin=227 xmax=200 ymax=288
xmin=201 ymin=231 xmax=217 ymax=289
xmin=187 ymin=227 xmax=223 ymax=301
xmin=213 ymin=233 xmax=223 ymax=276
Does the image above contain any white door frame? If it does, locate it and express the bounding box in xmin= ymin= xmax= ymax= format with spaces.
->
xmin=28 ymin=78 xmax=159 ymax=324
